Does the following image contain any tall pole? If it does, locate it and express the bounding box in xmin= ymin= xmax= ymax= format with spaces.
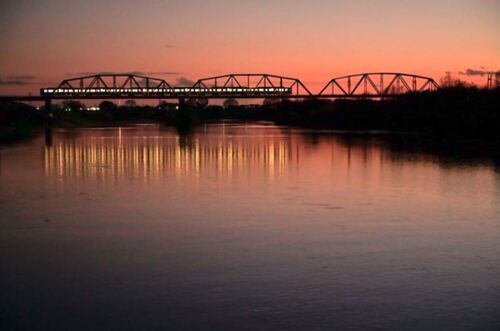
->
xmin=487 ymin=73 xmax=493 ymax=89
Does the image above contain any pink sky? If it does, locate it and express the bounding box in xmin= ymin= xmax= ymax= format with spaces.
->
xmin=0 ymin=0 xmax=498 ymax=96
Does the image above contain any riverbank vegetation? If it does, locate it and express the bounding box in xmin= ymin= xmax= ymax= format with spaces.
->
xmin=0 ymin=102 xmax=43 ymax=142
xmin=216 ymin=86 xmax=500 ymax=140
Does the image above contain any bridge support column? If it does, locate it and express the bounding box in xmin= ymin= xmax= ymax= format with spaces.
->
xmin=44 ymin=98 xmax=51 ymax=111
xmin=178 ymin=98 xmax=185 ymax=111
xmin=44 ymin=98 xmax=54 ymax=124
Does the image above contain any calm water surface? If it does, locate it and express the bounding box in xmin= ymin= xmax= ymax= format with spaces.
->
xmin=0 ymin=124 xmax=499 ymax=330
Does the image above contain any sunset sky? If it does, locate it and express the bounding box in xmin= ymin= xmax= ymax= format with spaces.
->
xmin=0 ymin=0 xmax=498 ymax=95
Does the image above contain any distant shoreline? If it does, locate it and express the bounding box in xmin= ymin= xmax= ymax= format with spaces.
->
xmin=1 ymin=87 xmax=499 ymax=159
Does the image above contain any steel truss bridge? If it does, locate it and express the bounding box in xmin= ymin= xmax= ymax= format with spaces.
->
xmin=0 ymin=73 xmax=439 ymax=104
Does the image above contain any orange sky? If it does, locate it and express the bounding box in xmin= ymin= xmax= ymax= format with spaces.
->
xmin=0 ymin=0 xmax=498 ymax=96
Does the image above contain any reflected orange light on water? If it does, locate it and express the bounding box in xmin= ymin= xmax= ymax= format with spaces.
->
xmin=39 ymin=125 xmax=498 ymax=211
xmin=43 ymin=126 xmax=298 ymax=183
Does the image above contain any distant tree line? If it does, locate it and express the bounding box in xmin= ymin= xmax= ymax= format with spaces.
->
xmin=1 ymin=85 xmax=499 ymax=145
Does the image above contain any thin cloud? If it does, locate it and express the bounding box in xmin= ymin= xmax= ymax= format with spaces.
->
xmin=175 ymin=77 xmax=195 ymax=86
xmin=5 ymin=75 xmax=36 ymax=80
xmin=136 ymin=77 xmax=175 ymax=87
xmin=164 ymin=44 xmax=174 ymax=48
xmin=0 ymin=78 xmax=28 ymax=85
xmin=148 ymin=71 xmax=180 ymax=75
xmin=74 ymin=71 xmax=143 ymax=76
xmin=72 ymin=71 xmax=118 ymax=76
xmin=70 ymin=71 xmax=180 ymax=76
xmin=459 ymin=68 xmax=499 ymax=77
xmin=136 ymin=78 xmax=149 ymax=87
xmin=0 ymin=75 xmax=37 ymax=85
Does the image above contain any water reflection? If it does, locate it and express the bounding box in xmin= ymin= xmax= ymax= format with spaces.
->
xmin=41 ymin=125 xmax=498 ymax=187
xmin=1 ymin=123 xmax=499 ymax=331
xmin=43 ymin=125 xmax=298 ymax=182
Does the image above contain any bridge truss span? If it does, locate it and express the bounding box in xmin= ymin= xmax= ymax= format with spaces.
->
xmin=318 ymin=72 xmax=439 ymax=98
xmin=58 ymin=73 xmax=173 ymax=89
xmin=192 ymin=74 xmax=312 ymax=98
xmin=42 ymin=74 xmax=174 ymax=99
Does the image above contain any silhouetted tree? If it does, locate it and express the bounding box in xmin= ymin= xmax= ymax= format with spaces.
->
xmin=99 ymin=101 xmax=117 ymax=118
xmin=125 ymin=99 xmax=137 ymax=107
xmin=263 ymin=98 xmax=281 ymax=105
xmin=223 ymin=98 xmax=238 ymax=109
xmin=99 ymin=101 xmax=117 ymax=112
xmin=196 ymin=98 xmax=209 ymax=107
xmin=158 ymin=101 xmax=170 ymax=111
xmin=440 ymin=72 xmax=470 ymax=87
xmin=186 ymin=98 xmax=209 ymax=108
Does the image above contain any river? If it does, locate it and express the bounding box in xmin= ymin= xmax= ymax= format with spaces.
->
xmin=0 ymin=123 xmax=498 ymax=330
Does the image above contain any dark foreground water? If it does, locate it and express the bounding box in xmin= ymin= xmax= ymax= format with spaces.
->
xmin=0 ymin=124 xmax=499 ymax=330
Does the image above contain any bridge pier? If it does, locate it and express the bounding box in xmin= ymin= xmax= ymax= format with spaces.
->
xmin=178 ymin=98 xmax=185 ymax=111
xmin=44 ymin=98 xmax=52 ymax=112
xmin=44 ymin=98 xmax=54 ymax=123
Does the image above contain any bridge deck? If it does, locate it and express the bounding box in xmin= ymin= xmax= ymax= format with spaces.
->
xmin=0 ymin=93 xmax=410 ymax=102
